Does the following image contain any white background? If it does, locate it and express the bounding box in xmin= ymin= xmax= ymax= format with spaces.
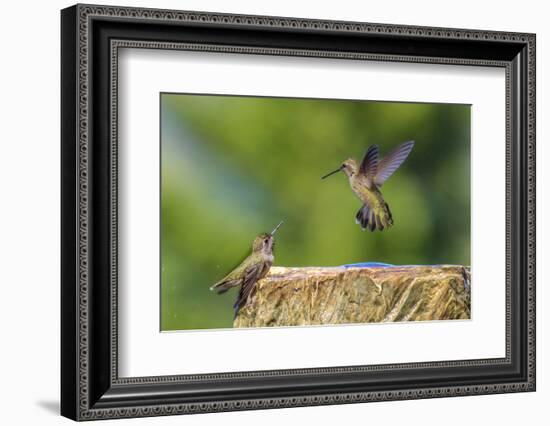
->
xmin=119 ymin=50 xmax=505 ymax=377
xmin=0 ymin=0 xmax=547 ymax=425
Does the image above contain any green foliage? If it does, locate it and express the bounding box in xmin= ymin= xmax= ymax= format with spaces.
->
xmin=161 ymin=94 xmax=470 ymax=331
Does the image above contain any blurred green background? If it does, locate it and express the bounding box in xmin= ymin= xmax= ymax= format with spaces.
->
xmin=161 ymin=93 xmax=470 ymax=331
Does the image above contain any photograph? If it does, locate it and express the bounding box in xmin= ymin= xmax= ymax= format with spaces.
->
xmin=160 ymin=93 xmax=471 ymax=331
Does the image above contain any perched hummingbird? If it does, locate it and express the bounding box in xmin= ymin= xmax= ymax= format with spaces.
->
xmin=321 ymin=141 xmax=414 ymax=231
xmin=210 ymin=221 xmax=283 ymax=314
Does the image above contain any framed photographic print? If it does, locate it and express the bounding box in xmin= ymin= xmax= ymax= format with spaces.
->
xmin=61 ymin=4 xmax=536 ymax=421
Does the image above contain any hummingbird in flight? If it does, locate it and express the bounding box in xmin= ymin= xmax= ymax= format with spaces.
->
xmin=321 ymin=141 xmax=414 ymax=231
xmin=210 ymin=221 xmax=284 ymax=314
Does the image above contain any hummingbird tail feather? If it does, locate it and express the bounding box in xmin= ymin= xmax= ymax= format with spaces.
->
xmin=233 ymin=298 xmax=243 ymax=318
xmin=385 ymin=202 xmax=394 ymax=227
xmin=233 ymin=278 xmax=259 ymax=318
xmin=355 ymin=204 xmax=393 ymax=231
xmin=355 ymin=204 xmax=371 ymax=230
xmin=232 ymin=290 xmax=249 ymax=318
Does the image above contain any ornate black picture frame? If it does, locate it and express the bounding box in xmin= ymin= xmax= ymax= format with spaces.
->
xmin=61 ymin=4 xmax=535 ymax=421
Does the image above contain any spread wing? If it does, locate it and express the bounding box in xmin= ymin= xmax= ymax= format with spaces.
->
xmin=359 ymin=145 xmax=379 ymax=180
xmin=374 ymin=141 xmax=414 ymax=186
xmin=233 ymin=262 xmax=269 ymax=315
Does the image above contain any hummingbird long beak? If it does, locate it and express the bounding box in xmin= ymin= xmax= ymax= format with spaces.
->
xmin=271 ymin=221 xmax=284 ymax=235
xmin=321 ymin=166 xmax=343 ymax=179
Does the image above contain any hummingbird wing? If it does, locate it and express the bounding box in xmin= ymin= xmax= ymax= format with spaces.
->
xmin=374 ymin=140 xmax=414 ymax=186
xmin=210 ymin=278 xmax=240 ymax=294
xmin=359 ymin=144 xmax=379 ymax=180
xmin=233 ymin=262 xmax=270 ymax=315
xmin=210 ymin=255 xmax=251 ymax=293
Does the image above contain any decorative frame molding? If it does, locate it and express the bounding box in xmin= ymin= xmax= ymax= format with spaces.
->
xmin=61 ymin=3 xmax=535 ymax=421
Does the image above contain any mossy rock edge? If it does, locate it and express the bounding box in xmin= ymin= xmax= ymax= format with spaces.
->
xmin=234 ymin=265 xmax=471 ymax=328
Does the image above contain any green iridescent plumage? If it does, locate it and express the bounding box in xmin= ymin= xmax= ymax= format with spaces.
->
xmin=210 ymin=222 xmax=283 ymax=313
